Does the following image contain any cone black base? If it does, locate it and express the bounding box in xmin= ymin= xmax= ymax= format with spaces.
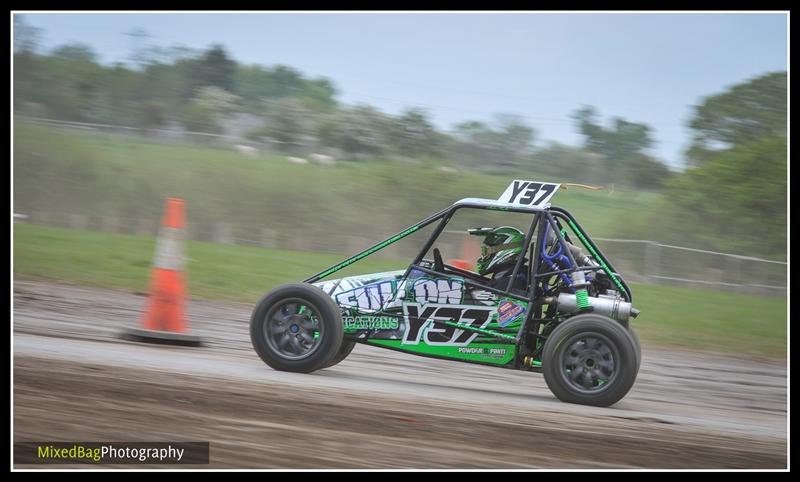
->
xmin=120 ymin=327 xmax=204 ymax=347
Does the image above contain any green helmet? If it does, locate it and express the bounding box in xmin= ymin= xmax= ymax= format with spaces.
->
xmin=468 ymin=226 xmax=525 ymax=276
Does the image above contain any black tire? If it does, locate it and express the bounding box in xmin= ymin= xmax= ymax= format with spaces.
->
xmin=542 ymin=314 xmax=638 ymax=407
xmin=250 ymin=283 xmax=343 ymax=373
xmin=615 ymin=320 xmax=642 ymax=374
xmin=628 ymin=326 xmax=642 ymax=373
xmin=324 ymin=339 xmax=357 ymax=368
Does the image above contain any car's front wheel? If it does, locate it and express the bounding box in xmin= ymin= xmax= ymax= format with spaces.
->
xmin=324 ymin=339 xmax=356 ymax=368
xmin=250 ymin=283 xmax=343 ymax=373
xmin=542 ymin=314 xmax=638 ymax=407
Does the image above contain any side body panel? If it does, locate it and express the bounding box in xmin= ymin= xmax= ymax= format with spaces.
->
xmin=314 ymin=269 xmax=526 ymax=366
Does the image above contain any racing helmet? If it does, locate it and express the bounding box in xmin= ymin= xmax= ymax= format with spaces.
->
xmin=468 ymin=226 xmax=525 ymax=276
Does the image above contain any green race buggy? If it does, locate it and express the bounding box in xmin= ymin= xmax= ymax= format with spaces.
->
xmin=250 ymin=180 xmax=641 ymax=407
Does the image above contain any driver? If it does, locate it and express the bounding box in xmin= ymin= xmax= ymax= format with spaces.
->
xmin=468 ymin=226 xmax=528 ymax=292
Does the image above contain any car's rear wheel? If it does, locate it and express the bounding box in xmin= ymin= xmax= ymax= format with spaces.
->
xmin=628 ymin=326 xmax=642 ymax=373
xmin=250 ymin=283 xmax=343 ymax=373
xmin=542 ymin=314 xmax=638 ymax=407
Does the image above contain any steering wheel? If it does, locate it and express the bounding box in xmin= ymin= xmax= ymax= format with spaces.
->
xmin=433 ymin=248 xmax=444 ymax=273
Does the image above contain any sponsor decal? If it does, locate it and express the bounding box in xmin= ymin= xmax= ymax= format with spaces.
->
xmin=457 ymin=346 xmax=508 ymax=358
xmin=497 ymin=300 xmax=525 ymax=327
xmin=487 ymin=347 xmax=508 ymax=358
xmin=402 ymin=303 xmax=494 ymax=346
xmin=332 ymin=276 xmax=464 ymax=311
xmin=342 ymin=316 xmax=399 ymax=330
xmin=335 ymin=281 xmax=395 ymax=311
xmin=409 ymin=278 xmax=463 ymax=304
xmin=468 ymin=288 xmax=497 ymax=304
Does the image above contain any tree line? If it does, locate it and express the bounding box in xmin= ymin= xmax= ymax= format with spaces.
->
xmin=13 ymin=17 xmax=787 ymax=258
xmin=14 ymin=18 xmax=676 ymax=189
xmin=655 ymin=71 xmax=787 ymax=259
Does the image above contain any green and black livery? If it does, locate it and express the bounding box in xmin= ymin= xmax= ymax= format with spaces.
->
xmin=250 ymin=181 xmax=642 ymax=407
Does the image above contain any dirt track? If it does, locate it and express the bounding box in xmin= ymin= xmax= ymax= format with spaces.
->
xmin=13 ymin=280 xmax=788 ymax=469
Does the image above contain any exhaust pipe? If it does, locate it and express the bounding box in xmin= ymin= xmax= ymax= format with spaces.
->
xmin=545 ymin=293 xmax=639 ymax=323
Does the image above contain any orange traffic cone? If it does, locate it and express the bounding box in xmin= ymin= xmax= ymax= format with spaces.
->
xmin=449 ymin=259 xmax=473 ymax=271
xmin=121 ymin=198 xmax=203 ymax=346
xmin=448 ymin=234 xmax=481 ymax=272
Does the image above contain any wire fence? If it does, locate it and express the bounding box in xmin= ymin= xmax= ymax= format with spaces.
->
xmin=15 ymin=212 xmax=787 ymax=296
xmin=14 ymin=115 xmax=787 ymax=296
xmin=17 ymin=116 xmax=235 ymax=140
xmin=436 ymin=230 xmax=787 ymax=295
xmin=590 ymin=237 xmax=786 ymax=294
xmin=16 ymin=115 xmax=304 ymax=152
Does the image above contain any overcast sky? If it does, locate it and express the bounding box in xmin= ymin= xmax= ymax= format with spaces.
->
xmin=19 ymin=12 xmax=788 ymax=169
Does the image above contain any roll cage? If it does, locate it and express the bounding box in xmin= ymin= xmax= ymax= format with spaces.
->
xmin=305 ymin=196 xmax=631 ymax=345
